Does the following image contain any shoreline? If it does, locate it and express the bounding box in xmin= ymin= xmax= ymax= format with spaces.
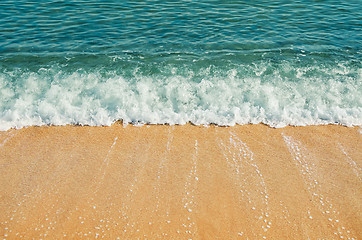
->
xmin=0 ymin=124 xmax=361 ymax=239
xmin=1 ymin=120 xmax=361 ymax=132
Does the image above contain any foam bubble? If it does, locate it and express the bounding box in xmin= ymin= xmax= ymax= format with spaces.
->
xmin=0 ymin=61 xmax=361 ymax=131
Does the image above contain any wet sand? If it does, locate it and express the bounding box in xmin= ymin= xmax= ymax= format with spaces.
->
xmin=0 ymin=124 xmax=361 ymax=239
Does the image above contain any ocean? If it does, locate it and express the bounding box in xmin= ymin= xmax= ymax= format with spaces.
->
xmin=0 ymin=0 xmax=361 ymax=130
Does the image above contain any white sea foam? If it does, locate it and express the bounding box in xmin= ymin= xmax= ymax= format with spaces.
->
xmin=0 ymin=64 xmax=361 ymax=131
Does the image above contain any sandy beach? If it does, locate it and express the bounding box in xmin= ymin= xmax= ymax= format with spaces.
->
xmin=0 ymin=124 xmax=361 ymax=239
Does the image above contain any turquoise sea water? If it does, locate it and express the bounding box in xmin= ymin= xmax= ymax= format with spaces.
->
xmin=0 ymin=0 xmax=361 ymax=130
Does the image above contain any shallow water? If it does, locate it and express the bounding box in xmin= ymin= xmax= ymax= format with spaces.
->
xmin=0 ymin=0 xmax=361 ymax=130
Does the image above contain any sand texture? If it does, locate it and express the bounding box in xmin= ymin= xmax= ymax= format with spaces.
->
xmin=0 ymin=124 xmax=361 ymax=239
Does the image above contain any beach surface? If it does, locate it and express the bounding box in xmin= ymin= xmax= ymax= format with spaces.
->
xmin=0 ymin=124 xmax=361 ymax=239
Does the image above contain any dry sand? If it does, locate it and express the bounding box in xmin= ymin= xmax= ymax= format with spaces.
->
xmin=0 ymin=124 xmax=361 ymax=239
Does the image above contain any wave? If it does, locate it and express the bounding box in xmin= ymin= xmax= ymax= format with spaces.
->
xmin=0 ymin=60 xmax=361 ymax=130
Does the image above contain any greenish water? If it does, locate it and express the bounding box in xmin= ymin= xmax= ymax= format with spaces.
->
xmin=0 ymin=0 xmax=361 ymax=130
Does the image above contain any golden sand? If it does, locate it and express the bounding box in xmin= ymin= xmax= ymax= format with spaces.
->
xmin=0 ymin=124 xmax=361 ymax=239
